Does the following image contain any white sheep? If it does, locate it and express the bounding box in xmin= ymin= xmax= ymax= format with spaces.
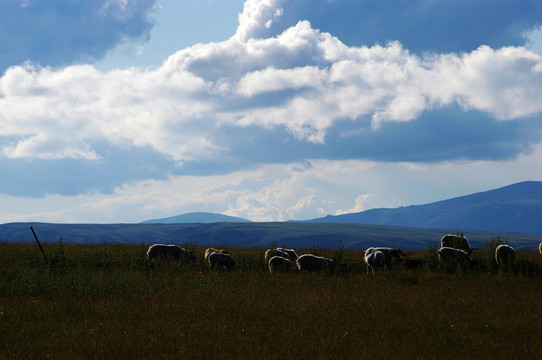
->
xmin=495 ymin=244 xmax=516 ymax=271
xmin=205 ymin=248 xmax=218 ymax=260
xmin=276 ymin=247 xmax=298 ymax=261
xmin=208 ymin=252 xmax=237 ymax=270
xmin=205 ymin=248 xmax=229 ymax=261
xmin=364 ymin=249 xmax=387 ymax=275
xmin=268 ymin=255 xmax=295 ymax=273
xmin=264 ymin=248 xmax=290 ymax=262
xmin=441 ymin=234 xmax=473 ymax=255
xmin=296 ymin=254 xmax=333 ymax=272
xmin=437 ymin=247 xmax=471 ymax=271
xmin=264 ymin=247 xmax=298 ymax=262
xmin=365 ymin=247 xmax=407 ymax=266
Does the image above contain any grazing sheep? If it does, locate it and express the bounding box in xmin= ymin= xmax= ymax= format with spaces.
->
xmin=204 ymin=248 xmax=218 ymax=260
xmin=296 ymin=254 xmax=333 ymax=272
xmin=268 ymin=255 xmax=295 ymax=273
xmin=205 ymin=248 xmax=228 ymax=260
xmin=495 ymin=244 xmax=516 ymax=271
xmin=364 ymin=250 xmax=387 ymax=275
xmin=208 ymin=252 xmax=237 ymax=270
xmin=264 ymin=247 xmax=298 ymax=262
xmin=365 ymin=247 xmax=407 ymax=266
xmin=539 ymin=242 xmax=542 ymax=255
xmin=147 ymin=244 xmax=195 ymax=261
xmin=441 ymin=234 xmax=473 ymax=255
xmin=437 ymin=247 xmax=471 ymax=271
xmin=264 ymin=248 xmax=290 ymax=262
xmin=276 ymin=247 xmax=298 ymax=261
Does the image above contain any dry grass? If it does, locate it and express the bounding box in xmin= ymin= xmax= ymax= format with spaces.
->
xmin=1 ymin=243 xmax=541 ymax=359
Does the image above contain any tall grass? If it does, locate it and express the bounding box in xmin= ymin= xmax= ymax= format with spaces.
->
xmin=1 ymin=242 xmax=541 ymax=359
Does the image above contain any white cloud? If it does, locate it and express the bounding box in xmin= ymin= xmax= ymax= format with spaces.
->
xmin=2 ymin=134 xmax=100 ymax=160
xmin=449 ymin=46 xmax=542 ymax=119
xmin=334 ymin=194 xmax=375 ymax=215
xmin=2 ymin=0 xmax=542 ymax=224
xmin=237 ymin=65 xmax=326 ymax=96
xmin=234 ymin=0 xmax=284 ymax=42
xmin=0 ymin=62 xmax=214 ymax=163
xmin=1 ymin=17 xmax=542 ymax=165
xmin=4 ymin=142 xmax=542 ymax=224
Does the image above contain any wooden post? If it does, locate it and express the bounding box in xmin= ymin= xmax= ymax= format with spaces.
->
xmin=30 ymin=226 xmax=47 ymax=261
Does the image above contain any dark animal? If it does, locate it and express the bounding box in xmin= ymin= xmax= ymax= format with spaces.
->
xmin=437 ymin=247 xmax=471 ymax=271
xmin=365 ymin=247 xmax=407 ymax=265
xmin=208 ymin=252 xmax=237 ymax=269
xmin=495 ymin=244 xmax=516 ymax=271
xmin=205 ymin=247 xmax=218 ymax=260
xmin=264 ymin=247 xmax=298 ymax=262
xmin=147 ymin=244 xmax=195 ymax=261
xmin=264 ymin=248 xmax=289 ymax=262
xmin=296 ymin=254 xmax=333 ymax=272
xmin=268 ymin=255 xmax=295 ymax=273
xmin=276 ymin=247 xmax=298 ymax=261
xmin=205 ymin=248 xmax=229 ymax=260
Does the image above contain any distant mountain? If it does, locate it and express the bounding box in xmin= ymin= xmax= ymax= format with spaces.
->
xmin=141 ymin=212 xmax=251 ymax=224
xmin=2 ymin=182 xmax=541 ymax=251
xmin=306 ymin=181 xmax=542 ymax=234
xmin=1 ymin=221 xmax=540 ymax=251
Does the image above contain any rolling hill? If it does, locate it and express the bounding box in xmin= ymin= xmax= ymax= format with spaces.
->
xmin=0 ymin=221 xmax=540 ymax=251
xmin=306 ymin=181 xmax=542 ymax=234
xmin=141 ymin=212 xmax=250 ymax=224
xmin=1 ymin=181 xmax=541 ymax=251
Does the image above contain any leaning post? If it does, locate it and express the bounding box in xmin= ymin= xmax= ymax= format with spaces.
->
xmin=30 ymin=226 xmax=47 ymax=261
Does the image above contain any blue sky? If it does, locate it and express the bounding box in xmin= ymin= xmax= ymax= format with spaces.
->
xmin=1 ymin=0 xmax=542 ymax=223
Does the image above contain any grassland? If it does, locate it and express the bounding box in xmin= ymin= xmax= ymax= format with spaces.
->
xmin=1 ymin=242 xmax=541 ymax=359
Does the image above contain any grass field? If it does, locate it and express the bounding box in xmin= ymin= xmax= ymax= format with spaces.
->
xmin=1 ymin=242 xmax=541 ymax=359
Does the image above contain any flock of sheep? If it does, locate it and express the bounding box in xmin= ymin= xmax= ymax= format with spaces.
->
xmin=436 ymin=234 xmax=520 ymax=272
xmin=146 ymin=235 xmax=542 ymax=274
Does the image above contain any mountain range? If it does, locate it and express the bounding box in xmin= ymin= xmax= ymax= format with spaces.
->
xmin=139 ymin=181 xmax=542 ymax=234
xmin=306 ymin=181 xmax=542 ymax=234
xmin=1 ymin=181 xmax=541 ymax=250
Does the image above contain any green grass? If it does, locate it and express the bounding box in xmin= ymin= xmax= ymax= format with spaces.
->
xmin=1 ymin=243 xmax=541 ymax=359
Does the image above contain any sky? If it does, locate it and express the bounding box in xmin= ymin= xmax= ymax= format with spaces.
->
xmin=1 ymin=0 xmax=542 ymax=224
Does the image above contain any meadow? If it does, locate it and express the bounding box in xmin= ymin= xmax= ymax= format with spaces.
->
xmin=1 ymin=241 xmax=541 ymax=359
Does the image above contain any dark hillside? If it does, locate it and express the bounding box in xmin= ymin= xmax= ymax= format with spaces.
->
xmin=1 ymin=222 xmax=540 ymax=251
xmin=308 ymin=181 xmax=542 ymax=234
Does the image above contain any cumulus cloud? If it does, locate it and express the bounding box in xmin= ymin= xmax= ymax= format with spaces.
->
xmin=1 ymin=13 xmax=542 ymax=168
xmin=2 ymin=0 xmax=542 ymax=223
xmin=0 ymin=62 xmax=211 ymax=163
xmin=239 ymin=0 xmax=542 ymax=53
xmin=5 ymin=144 xmax=542 ymax=223
xmin=235 ymin=0 xmax=284 ymax=42
xmin=0 ymin=0 xmax=158 ymax=72
xmin=334 ymin=194 xmax=375 ymax=216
